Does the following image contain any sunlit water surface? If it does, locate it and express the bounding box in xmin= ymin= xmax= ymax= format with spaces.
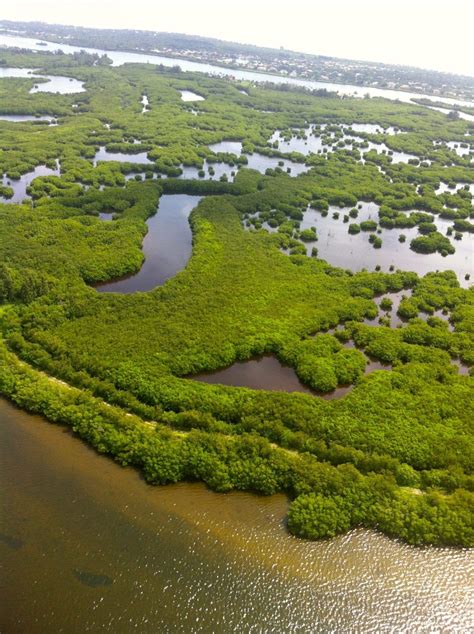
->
xmin=1 ymin=398 xmax=473 ymax=633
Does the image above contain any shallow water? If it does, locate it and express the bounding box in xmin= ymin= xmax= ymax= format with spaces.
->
xmin=208 ymin=140 xmax=243 ymax=155
xmin=178 ymin=161 xmax=236 ymax=182
xmin=1 ymin=397 xmax=473 ymax=633
xmin=180 ymin=89 xmax=205 ymax=101
xmin=299 ymin=204 xmax=473 ymax=284
xmin=99 ymin=212 xmax=114 ymax=221
xmin=93 ymin=146 xmax=153 ymax=165
xmin=268 ymin=127 xmax=415 ymax=162
xmin=246 ymin=152 xmax=309 ymax=176
xmin=92 ymin=139 xmax=307 ymax=180
xmin=30 ymin=76 xmax=85 ymax=94
xmin=452 ymin=358 xmax=471 ymax=375
xmin=1 ymin=163 xmax=60 ymax=202
xmin=436 ymin=181 xmax=474 ymax=196
xmin=190 ymin=352 xmax=395 ymax=400
xmin=179 ymin=150 xmax=309 ymax=179
xmin=268 ymin=129 xmax=328 ymax=155
xmin=425 ymin=104 xmax=474 ymax=122
xmin=345 ymin=123 xmax=402 ymax=135
xmin=96 ymin=194 xmax=201 ymax=293
xmin=247 ymin=200 xmax=473 ymax=284
xmin=0 ymin=114 xmax=55 ymax=123
xmin=363 ymin=141 xmax=417 ymax=163
xmin=119 ymin=151 xmax=308 ymax=181
xmin=0 ymin=66 xmax=85 ymax=93
xmin=191 ymin=355 xmax=315 ymax=395
xmin=446 ymin=141 xmax=472 ymax=157
xmin=364 ymin=290 xmax=412 ymax=328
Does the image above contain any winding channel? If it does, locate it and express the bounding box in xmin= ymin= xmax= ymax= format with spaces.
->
xmin=96 ymin=194 xmax=201 ymax=293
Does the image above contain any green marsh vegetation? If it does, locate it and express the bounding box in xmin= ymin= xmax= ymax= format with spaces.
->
xmin=0 ymin=47 xmax=473 ymax=547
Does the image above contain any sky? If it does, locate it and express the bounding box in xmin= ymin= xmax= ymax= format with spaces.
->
xmin=2 ymin=0 xmax=473 ymax=76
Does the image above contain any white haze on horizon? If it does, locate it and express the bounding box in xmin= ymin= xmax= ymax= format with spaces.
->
xmin=1 ymin=0 xmax=473 ymax=77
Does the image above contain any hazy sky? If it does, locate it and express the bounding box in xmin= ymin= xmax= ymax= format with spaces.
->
xmin=2 ymin=0 xmax=473 ymax=76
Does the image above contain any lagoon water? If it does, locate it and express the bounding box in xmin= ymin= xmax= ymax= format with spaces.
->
xmin=1 ymin=397 xmax=473 ymax=633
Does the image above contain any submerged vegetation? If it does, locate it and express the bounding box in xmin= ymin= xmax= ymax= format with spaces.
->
xmin=0 ymin=44 xmax=473 ymax=547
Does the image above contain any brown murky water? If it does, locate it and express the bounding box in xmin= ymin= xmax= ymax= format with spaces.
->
xmin=191 ymin=354 xmax=393 ymax=400
xmin=1 ymin=398 xmax=473 ymax=633
xmin=191 ymin=356 xmax=315 ymax=395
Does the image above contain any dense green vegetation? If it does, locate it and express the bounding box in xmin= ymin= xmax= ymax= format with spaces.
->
xmin=0 ymin=46 xmax=473 ymax=547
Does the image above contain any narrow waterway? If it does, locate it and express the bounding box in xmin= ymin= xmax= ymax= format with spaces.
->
xmin=96 ymin=194 xmax=201 ymax=293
